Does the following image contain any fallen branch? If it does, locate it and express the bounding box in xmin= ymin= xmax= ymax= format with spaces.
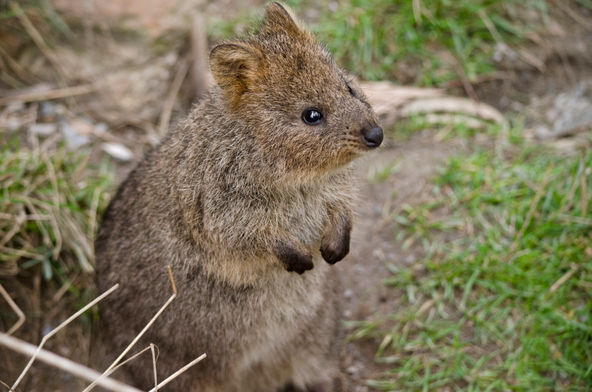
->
xmin=400 ymin=97 xmax=505 ymax=124
xmin=158 ymin=60 xmax=190 ymax=137
xmin=359 ymin=81 xmax=506 ymax=130
xmin=191 ymin=12 xmax=211 ymax=101
xmin=537 ymin=121 xmax=592 ymax=140
xmin=0 ymin=84 xmax=94 ymax=106
xmin=11 ymin=284 xmax=119 ymax=390
xmin=0 ymin=333 xmax=141 ymax=392
xmin=549 ymin=263 xmax=579 ymax=293
xmin=147 ymin=353 xmax=207 ymax=392
xmin=85 ymin=266 xmax=179 ymax=392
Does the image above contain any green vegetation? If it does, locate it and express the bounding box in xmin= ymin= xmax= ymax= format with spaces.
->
xmin=211 ymin=0 xmax=553 ymax=85
xmin=353 ymin=128 xmax=592 ymax=390
xmin=0 ymin=139 xmax=112 ymax=288
xmin=312 ymin=0 xmax=545 ymax=85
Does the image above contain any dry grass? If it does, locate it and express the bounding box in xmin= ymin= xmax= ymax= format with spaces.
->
xmin=0 ymin=135 xmax=112 ymax=282
xmin=0 ymin=267 xmax=206 ymax=391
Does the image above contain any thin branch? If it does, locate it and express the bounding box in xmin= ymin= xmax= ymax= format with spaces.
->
xmin=85 ymin=268 xmax=178 ymax=392
xmin=147 ymin=353 xmax=207 ymax=392
xmin=508 ymin=168 xmax=552 ymax=256
xmin=158 ymin=60 xmax=190 ymax=137
xmin=0 ymin=84 xmax=94 ymax=106
xmin=11 ymin=284 xmax=119 ymax=390
xmin=0 ymin=284 xmax=25 ymax=335
xmin=167 ymin=265 xmax=177 ymax=295
xmin=549 ymin=263 xmax=579 ymax=293
xmin=105 ymin=345 xmax=153 ymax=377
xmin=190 ymin=12 xmax=210 ymax=101
xmin=0 ymin=333 xmax=141 ymax=392
xmin=151 ymin=343 xmax=158 ymax=391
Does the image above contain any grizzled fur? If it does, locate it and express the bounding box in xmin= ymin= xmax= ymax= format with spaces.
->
xmin=93 ymin=3 xmax=381 ymax=391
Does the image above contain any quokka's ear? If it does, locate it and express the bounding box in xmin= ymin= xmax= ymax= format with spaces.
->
xmin=210 ymin=43 xmax=262 ymax=108
xmin=260 ymin=2 xmax=304 ymax=37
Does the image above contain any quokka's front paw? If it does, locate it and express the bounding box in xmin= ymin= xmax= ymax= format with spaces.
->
xmin=320 ymin=230 xmax=350 ymax=264
xmin=274 ymin=241 xmax=314 ymax=274
xmin=320 ymin=212 xmax=352 ymax=264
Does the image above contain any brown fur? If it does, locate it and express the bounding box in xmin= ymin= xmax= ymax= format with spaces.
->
xmin=93 ymin=3 xmax=381 ymax=391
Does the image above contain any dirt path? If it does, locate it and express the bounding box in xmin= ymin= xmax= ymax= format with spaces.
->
xmin=339 ymin=133 xmax=461 ymax=391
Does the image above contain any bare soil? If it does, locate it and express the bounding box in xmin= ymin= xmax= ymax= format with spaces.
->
xmin=338 ymin=133 xmax=463 ymax=391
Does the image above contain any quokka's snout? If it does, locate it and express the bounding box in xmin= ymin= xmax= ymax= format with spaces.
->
xmin=361 ymin=125 xmax=383 ymax=148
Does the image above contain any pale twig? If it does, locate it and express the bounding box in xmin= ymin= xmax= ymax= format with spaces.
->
xmin=0 ymin=284 xmax=25 ymax=335
xmin=400 ymin=97 xmax=505 ymax=124
xmin=0 ymin=333 xmax=141 ymax=392
xmin=0 ymin=84 xmax=94 ymax=106
xmin=549 ymin=263 xmax=579 ymax=293
xmin=147 ymin=353 xmax=207 ymax=392
xmin=85 ymin=268 xmax=178 ymax=392
xmin=95 ymin=294 xmax=176 ymax=377
xmin=478 ymin=8 xmax=505 ymax=46
xmin=151 ymin=343 xmax=158 ymax=390
xmin=105 ymin=345 xmax=153 ymax=377
xmin=167 ymin=265 xmax=177 ymax=295
xmin=11 ymin=284 xmax=119 ymax=390
xmin=158 ymin=60 xmax=190 ymax=137
xmin=191 ymin=13 xmax=210 ymax=101
xmin=508 ymin=168 xmax=552 ymax=256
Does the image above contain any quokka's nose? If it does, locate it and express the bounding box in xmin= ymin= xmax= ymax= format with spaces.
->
xmin=362 ymin=126 xmax=383 ymax=148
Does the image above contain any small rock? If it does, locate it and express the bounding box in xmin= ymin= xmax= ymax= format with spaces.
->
xmin=346 ymin=363 xmax=361 ymax=376
xmin=549 ymin=80 xmax=592 ymax=135
xmin=94 ymin=122 xmax=109 ymax=137
xmin=29 ymin=123 xmax=58 ymax=136
xmin=69 ymin=118 xmax=95 ymax=136
xmin=534 ymin=125 xmax=553 ymax=139
xmin=4 ymin=117 xmax=23 ymax=132
xmin=344 ymin=289 xmax=353 ymax=300
xmin=39 ymin=101 xmax=60 ymax=121
xmin=61 ymin=121 xmax=90 ymax=148
xmin=102 ymin=142 xmax=134 ymax=161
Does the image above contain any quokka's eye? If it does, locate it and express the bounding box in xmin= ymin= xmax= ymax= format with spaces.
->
xmin=301 ymin=108 xmax=323 ymax=125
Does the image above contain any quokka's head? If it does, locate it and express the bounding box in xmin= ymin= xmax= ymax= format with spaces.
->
xmin=210 ymin=2 xmax=382 ymax=175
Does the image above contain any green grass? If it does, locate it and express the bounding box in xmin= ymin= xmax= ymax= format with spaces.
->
xmin=311 ymin=0 xmax=547 ymax=85
xmin=211 ymin=0 xmax=555 ymax=86
xmin=0 ymin=138 xmax=113 ymax=289
xmin=354 ymin=129 xmax=592 ymax=391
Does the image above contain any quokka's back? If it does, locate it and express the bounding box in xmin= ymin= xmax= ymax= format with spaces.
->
xmin=94 ymin=2 xmax=382 ymax=391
